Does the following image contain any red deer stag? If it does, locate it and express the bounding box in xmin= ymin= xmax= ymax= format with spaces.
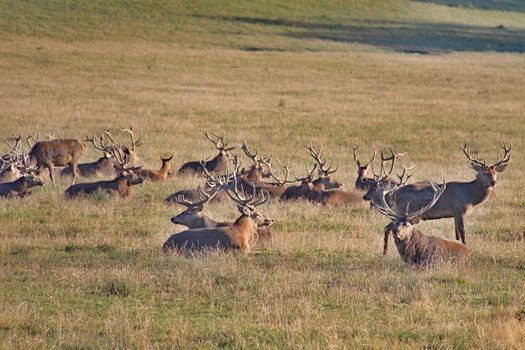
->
xmin=163 ymin=176 xmax=273 ymax=254
xmin=0 ymin=135 xmax=24 ymax=183
xmin=371 ymin=179 xmax=468 ymax=266
xmin=371 ymin=141 xmax=511 ymax=254
xmin=28 ymin=133 xmax=83 ymax=185
xmin=178 ymin=132 xmax=235 ymax=175
xmin=305 ymin=143 xmax=341 ymax=189
xmin=0 ymin=152 xmax=44 ymax=198
xmin=65 ymin=145 xmax=143 ymax=198
xmin=353 ymin=145 xmax=403 ymax=192
xmin=170 ymin=187 xmax=272 ymax=245
xmin=239 ymin=141 xmax=272 ymax=181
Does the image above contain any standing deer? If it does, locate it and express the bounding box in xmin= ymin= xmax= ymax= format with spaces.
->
xmin=65 ymin=145 xmax=143 ymax=198
xmin=178 ymin=132 xmax=236 ymax=175
xmin=371 ymin=179 xmax=468 ymax=266
xmin=132 ymin=155 xmax=173 ymax=182
xmin=28 ymin=134 xmax=84 ymax=185
xmin=372 ymin=141 xmax=511 ymax=254
xmin=163 ymin=182 xmax=273 ymax=254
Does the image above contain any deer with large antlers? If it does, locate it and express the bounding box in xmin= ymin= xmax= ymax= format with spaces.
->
xmin=0 ymin=151 xmax=44 ymax=198
xmin=170 ymin=187 xmax=272 ymax=245
xmin=178 ymin=132 xmax=235 ymax=175
xmin=0 ymin=135 xmax=24 ymax=183
xmin=65 ymin=142 xmax=143 ymax=198
xmin=163 ymin=169 xmax=273 ymax=253
xmin=305 ymin=143 xmax=341 ymax=189
xmin=353 ymin=144 xmax=402 ymax=192
xmin=371 ymin=179 xmax=468 ymax=266
xmin=372 ymin=141 xmax=511 ymax=254
xmin=239 ymin=141 xmax=272 ymax=181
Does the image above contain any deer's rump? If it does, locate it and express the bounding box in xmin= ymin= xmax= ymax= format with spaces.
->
xmin=162 ymin=230 xmax=232 ymax=252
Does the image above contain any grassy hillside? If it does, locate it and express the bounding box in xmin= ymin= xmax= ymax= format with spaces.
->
xmin=1 ymin=1 xmax=524 ymax=349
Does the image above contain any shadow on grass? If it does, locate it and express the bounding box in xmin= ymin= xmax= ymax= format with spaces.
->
xmin=217 ymin=16 xmax=525 ymax=53
xmin=414 ymin=0 xmax=525 ymax=13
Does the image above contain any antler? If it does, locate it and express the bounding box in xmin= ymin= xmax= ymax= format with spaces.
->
xmin=174 ymin=187 xmax=217 ymax=209
xmin=205 ymin=131 xmax=236 ymax=152
xmin=491 ymin=142 xmax=511 ymax=171
xmin=370 ymin=182 xmax=402 ymax=221
xmin=295 ymin=163 xmax=318 ymax=184
xmin=240 ymin=141 xmax=259 ymax=164
xmin=372 ymin=148 xmax=405 ymax=184
xmin=460 ymin=141 xmax=485 ymax=170
xmin=261 ymin=157 xmax=293 ymax=185
xmin=120 ymin=127 xmax=143 ymax=152
xmin=353 ymin=144 xmax=377 ymax=168
xmin=85 ymin=132 xmax=115 ymax=155
xmin=305 ymin=143 xmax=338 ymax=176
xmin=396 ymin=164 xmax=414 ymax=185
xmin=4 ymin=135 xmax=22 ymax=153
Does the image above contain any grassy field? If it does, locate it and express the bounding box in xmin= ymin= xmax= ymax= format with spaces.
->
xmin=1 ymin=1 xmax=525 ymax=348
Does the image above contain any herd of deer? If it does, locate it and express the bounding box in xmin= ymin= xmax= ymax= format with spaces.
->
xmin=0 ymin=129 xmax=511 ymax=266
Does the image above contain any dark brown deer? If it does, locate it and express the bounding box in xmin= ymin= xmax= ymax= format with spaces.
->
xmin=353 ymin=144 xmax=404 ymax=192
xmin=65 ymin=145 xmax=143 ymax=198
xmin=163 ymin=181 xmax=273 ymax=254
xmin=132 ymin=155 xmax=173 ymax=182
xmin=0 ymin=155 xmax=44 ymax=198
xmin=371 ymin=179 xmax=468 ymax=266
xmin=372 ymin=141 xmax=511 ymax=254
xmin=28 ymin=133 xmax=84 ymax=185
xmin=178 ymin=132 xmax=235 ymax=175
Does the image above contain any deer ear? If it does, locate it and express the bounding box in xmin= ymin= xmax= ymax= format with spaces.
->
xmin=494 ymin=163 xmax=508 ymax=173
xmin=196 ymin=204 xmax=204 ymax=211
xmin=409 ymin=217 xmax=421 ymax=225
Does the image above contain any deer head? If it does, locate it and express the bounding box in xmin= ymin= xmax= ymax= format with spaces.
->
xmin=460 ymin=141 xmax=511 ymax=188
xmin=372 ymin=179 xmax=446 ymax=241
xmin=352 ymin=144 xmax=377 ymax=180
xmin=170 ymin=187 xmax=218 ymax=227
xmin=305 ymin=143 xmax=341 ymax=189
xmin=240 ymin=141 xmax=272 ymax=180
xmin=205 ymin=131 xmax=236 ymax=160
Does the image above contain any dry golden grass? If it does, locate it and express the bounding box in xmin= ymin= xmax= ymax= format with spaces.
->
xmin=1 ymin=2 xmax=525 ymax=348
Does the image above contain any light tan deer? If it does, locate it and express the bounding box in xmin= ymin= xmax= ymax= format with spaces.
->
xmin=132 ymin=155 xmax=173 ymax=182
xmin=373 ymin=141 xmax=511 ymax=254
xmin=178 ymin=132 xmax=235 ymax=175
xmin=371 ymin=179 xmax=468 ymax=266
xmin=170 ymin=187 xmax=273 ymax=245
xmin=163 ymin=180 xmax=273 ymax=254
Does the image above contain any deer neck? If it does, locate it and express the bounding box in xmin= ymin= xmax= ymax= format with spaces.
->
xmin=201 ymin=215 xmax=218 ymax=228
xmin=467 ymin=179 xmax=493 ymax=206
xmin=160 ymin=162 xmax=171 ymax=175
xmin=233 ymin=215 xmax=257 ymax=238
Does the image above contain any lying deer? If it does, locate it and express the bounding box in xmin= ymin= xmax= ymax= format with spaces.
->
xmin=372 ymin=179 xmax=468 ymax=266
xmin=0 ymin=155 xmax=44 ymax=198
xmin=353 ymin=144 xmax=402 ymax=192
xmin=179 ymin=132 xmax=235 ymax=175
xmin=0 ymin=135 xmax=24 ymax=183
xmin=65 ymin=143 xmax=143 ymax=198
xmin=374 ymin=141 xmax=511 ymax=254
xmin=163 ymin=180 xmax=273 ymax=254
xmin=132 ymin=155 xmax=173 ymax=182
xmin=239 ymin=141 xmax=272 ymax=181
xmin=170 ymin=187 xmax=272 ymax=245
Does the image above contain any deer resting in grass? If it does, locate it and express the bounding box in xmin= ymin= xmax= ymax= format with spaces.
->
xmin=170 ymin=187 xmax=272 ymax=245
xmin=132 ymin=155 xmax=173 ymax=182
xmin=353 ymin=144 xmax=401 ymax=192
xmin=0 ymin=135 xmax=24 ymax=183
xmin=372 ymin=179 xmax=468 ymax=266
xmin=178 ymin=132 xmax=235 ymax=175
xmin=65 ymin=144 xmax=143 ymax=198
xmin=0 ymin=155 xmax=44 ymax=198
xmin=163 ymin=178 xmax=273 ymax=254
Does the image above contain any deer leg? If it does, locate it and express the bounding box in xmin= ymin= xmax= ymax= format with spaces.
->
xmin=454 ymin=213 xmax=466 ymax=244
xmin=383 ymin=222 xmax=393 ymax=255
xmin=47 ymin=164 xmax=55 ymax=185
xmin=71 ymin=162 xmax=79 ymax=185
